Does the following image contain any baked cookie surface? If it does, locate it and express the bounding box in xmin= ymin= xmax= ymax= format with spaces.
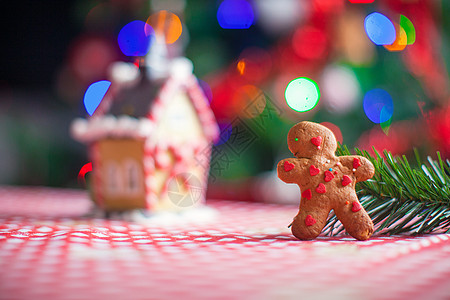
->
xmin=277 ymin=121 xmax=375 ymax=241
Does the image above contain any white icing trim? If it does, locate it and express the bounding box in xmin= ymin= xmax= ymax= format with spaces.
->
xmin=70 ymin=116 xmax=155 ymax=143
xmin=108 ymin=62 xmax=140 ymax=88
xmin=170 ymin=57 xmax=193 ymax=81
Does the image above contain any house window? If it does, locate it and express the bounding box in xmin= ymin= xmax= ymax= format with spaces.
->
xmin=105 ymin=161 xmax=122 ymax=195
xmin=123 ymin=159 xmax=142 ymax=195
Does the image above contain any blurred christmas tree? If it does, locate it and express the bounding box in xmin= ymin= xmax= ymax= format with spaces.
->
xmin=180 ymin=0 xmax=450 ymax=185
xmin=2 ymin=0 xmax=450 ymax=189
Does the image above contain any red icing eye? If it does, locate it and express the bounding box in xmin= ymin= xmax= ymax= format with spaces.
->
xmin=324 ymin=171 xmax=335 ymax=182
xmin=352 ymin=201 xmax=362 ymax=212
xmin=316 ymin=183 xmax=326 ymax=194
xmin=284 ymin=161 xmax=295 ymax=172
xmin=301 ymin=189 xmax=312 ymax=200
xmin=353 ymin=158 xmax=362 ymax=169
xmin=342 ymin=175 xmax=352 ymax=186
xmin=311 ymin=136 xmax=323 ymax=147
xmin=305 ymin=215 xmax=316 ymax=226
xmin=310 ymin=165 xmax=320 ymax=176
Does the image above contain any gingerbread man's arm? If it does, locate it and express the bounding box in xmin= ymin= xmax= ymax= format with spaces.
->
xmin=339 ymin=156 xmax=375 ymax=182
xmin=277 ymin=158 xmax=308 ymax=184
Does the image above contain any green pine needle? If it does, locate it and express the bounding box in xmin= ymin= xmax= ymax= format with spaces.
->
xmin=323 ymin=145 xmax=450 ymax=236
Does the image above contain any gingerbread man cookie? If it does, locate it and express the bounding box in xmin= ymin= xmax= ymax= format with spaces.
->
xmin=277 ymin=121 xmax=375 ymax=241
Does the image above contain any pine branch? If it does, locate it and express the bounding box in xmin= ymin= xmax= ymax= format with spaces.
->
xmin=323 ymin=145 xmax=450 ymax=236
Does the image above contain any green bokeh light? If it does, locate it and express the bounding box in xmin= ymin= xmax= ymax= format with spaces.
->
xmin=400 ymin=15 xmax=416 ymax=45
xmin=285 ymin=77 xmax=320 ymax=112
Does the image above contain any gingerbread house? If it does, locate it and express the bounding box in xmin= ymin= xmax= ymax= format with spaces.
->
xmin=71 ymin=57 xmax=219 ymax=212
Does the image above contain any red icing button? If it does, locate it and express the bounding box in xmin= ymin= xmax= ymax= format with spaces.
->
xmin=324 ymin=171 xmax=335 ymax=182
xmin=316 ymin=183 xmax=326 ymax=194
xmin=284 ymin=161 xmax=295 ymax=172
xmin=342 ymin=175 xmax=352 ymax=186
xmin=311 ymin=136 xmax=323 ymax=147
xmin=310 ymin=165 xmax=320 ymax=176
xmin=305 ymin=215 xmax=316 ymax=226
xmin=352 ymin=201 xmax=362 ymax=212
xmin=345 ymin=201 xmax=350 ymax=205
xmin=353 ymin=158 xmax=362 ymax=169
xmin=301 ymin=189 xmax=312 ymax=200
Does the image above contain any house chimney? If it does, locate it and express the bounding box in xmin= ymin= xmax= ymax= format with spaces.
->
xmin=145 ymin=34 xmax=170 ymax=81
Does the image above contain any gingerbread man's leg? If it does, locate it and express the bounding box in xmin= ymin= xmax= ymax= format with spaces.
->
xmin=333 ymin=193 xmax=374 ymax=241
xmin=291 ymin=199 xmax=332 ymax=240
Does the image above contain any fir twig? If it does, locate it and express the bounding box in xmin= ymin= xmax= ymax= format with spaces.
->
xmin=323 ymin=146 xmax=450 ymax=236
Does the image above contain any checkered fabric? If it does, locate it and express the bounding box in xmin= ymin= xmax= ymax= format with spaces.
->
xmin=0 ymin=187 xmax=449 ymax=300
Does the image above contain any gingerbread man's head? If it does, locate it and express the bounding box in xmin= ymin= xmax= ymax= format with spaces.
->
xmin=287 ymin=121 xmax=337 ymax=159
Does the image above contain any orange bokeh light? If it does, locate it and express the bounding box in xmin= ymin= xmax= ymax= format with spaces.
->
xmin=232 ymin=85 xmax=266 ymax=119
xmin=384 ymin=23 xmax=407 ymax=52
xmin=146 ymin=10 xmax=183 ymax=44
xmin=237 ymin=60 xmax=246 ymax=75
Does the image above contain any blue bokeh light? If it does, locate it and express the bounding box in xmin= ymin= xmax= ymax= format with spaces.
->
xmin=84 ymin=80 xmax=111 ymax=116
xmin=217 ymin=0 xmax=255 ymax=29
xmin=214 ymin=122 xmax=233 ymax=145
xmin=364 ymin=12 xmax=396 ymax=45
xmin=363 ymin=88 xmax=394 ymax=124
xmin=118 ymin=20 xmax=154 ymax=56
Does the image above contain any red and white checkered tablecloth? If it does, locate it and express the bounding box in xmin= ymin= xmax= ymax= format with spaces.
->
xmin=0 ymin=186 xmax=449 ymax=300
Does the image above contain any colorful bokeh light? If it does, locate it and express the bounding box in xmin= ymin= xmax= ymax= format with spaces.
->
xmin=363 ymin=88 xmax=394 ymax=124
xmin=78 ymin=162 xmax=93 ymax=184
xmin=285 ymin=78 xmax=320 ymax=112
xmin=321 ymin=65 xmax=360 ymax=114
xmin=384 ymin=24 xmax=407 ymax=52
xmin=217 ymin=0 xmax=255 ymax=29
xmin=292 ymin=26 xmax=327 ymax=60
xmin=84 ymin=80 xmax=111 ymax=116
xmin=146 ymin=10 xmax=183 ymax=44
xmin=380 ymin=110 xmax=392 ymax=135
xmin=118 ymin=20 xmax=154 ymax=56
xmin=237 ymin=60 xmax=246 ymax=75
xmin=348 ymin=0 xmax=375 ymax=3
xmin=400 ymin=15 xmax=416 ymax=45
xmin=233 ymin=85 xmax=266 ymax=118
xmin=215 ymin=122 xmax=233 ymax=145
xmin=364 ymin=12 xmax=396 ymax=45
xmin=320 ymin=122 xmax=343 ymax=144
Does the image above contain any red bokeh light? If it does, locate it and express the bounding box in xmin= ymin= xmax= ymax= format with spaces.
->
xmin=321 ymin=122 xmax=343 ymax=144
xmin=292 ymin=26 xmax=328 ymax=60
xmin=68 ymin=36 xmax=118 ymax=83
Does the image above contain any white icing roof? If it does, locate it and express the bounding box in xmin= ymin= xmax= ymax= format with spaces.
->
xmin=71 ymin=116 xmax=154 ymax=143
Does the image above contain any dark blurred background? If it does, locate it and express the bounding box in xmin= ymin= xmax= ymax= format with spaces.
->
xmin=1 ymin=0 xmax=449 ymax=195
